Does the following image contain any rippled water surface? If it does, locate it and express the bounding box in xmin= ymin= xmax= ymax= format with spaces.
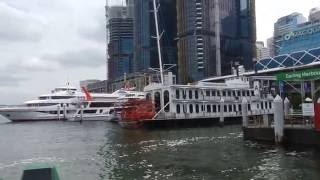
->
xmin=0 ymin=117 xmax=319 ymax=180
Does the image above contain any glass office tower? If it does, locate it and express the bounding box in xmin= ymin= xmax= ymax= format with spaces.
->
xmin=177 ymin=0 xmax=256 ymax=83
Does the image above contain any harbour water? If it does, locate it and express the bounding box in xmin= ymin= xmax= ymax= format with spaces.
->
xmin=0 ymin=116 xmax=319 ymax=180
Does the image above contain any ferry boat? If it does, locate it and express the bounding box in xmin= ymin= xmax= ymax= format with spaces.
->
xmin=0 ymin=85 xmax=144 ymax=122
xmin=118 ymin=71 xmax=275 ymax=128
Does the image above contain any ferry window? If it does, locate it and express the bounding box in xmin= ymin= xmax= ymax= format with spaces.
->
xmin=224 ymin=105 xmax=228 ymax=112
xmin=257 ymin=104 xmax=259 ymax=109
xmin=233 ymin=104 xmax=236 ymax=112
xmin=248 ymin=104 xmax=251 ymax=111
xmin=175 ymin=90 xmax=180 ymax=99
xmin=189 ymin=104 xmax=193 ymax=113
xmin=269 ymin=102 xmax=272 ymax=109
xmin=164 ymin=90 xmax=170 ymax=112
xmin=242 ymin=91 xmax=246 ymax=96
xmin=176 ymin=104 xmax=180 ymax=114
xmin=182 ymin=90 xmax=186 ymax=99
xmin=183 ymin=105 xmax=186 ymax=113
xmin=212 ymin=105 xmax=216 ymax=112
xmin=227 ymin=91 xmax=231 ymax=97
xmin=195 ymin=104 xmax=199 ymax=113
xmin=217 ymin=91 xmax=221 ymax=96
xmin=229 ymin=105 xmax=232 ymax=112
xmin=265 ymin=102 xmax=268 ymax=109
xmin=218 ymin=105 xmax=221 ymax=112
xmin=100 ymin=109 xmax=103 ymax=113
xmin=239 ymin=104 xmax=242 ymax=112
xmin=232 ymin=91 xmax=236 ymax=97
xmin=247 ymin=91 xmax=250 ymax=96
xmin=237 ymin=91 xmax=241 ymax=96
xmin=212 ymin=91 xmax=216 ymax=96
xmin=195 ymin=90 xmax=199 ymax=99
xmin=207 ymin=105 xmax=211 ymax=113
xmin=222 ymin=91 xmax=226 ymax=96
xmin=261 ymin=102 xmax=264 ymax=109
xmin=206 ymin=90 xmax=210 ymax=96
xmin=146 ymin=93 xmax=151 ymax=100
xmin=201 ymin=105 xmax=204 ymax=111
xmin=189 ymin=90 xmax=193 ymax=99
xmin=154 ymin=92 xmax=161 ymax=112
xmin=251 ymin=90 xmax=254 ymax=96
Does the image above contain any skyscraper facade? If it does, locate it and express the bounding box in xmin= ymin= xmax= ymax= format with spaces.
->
xmin=274 ymin=9 xmax=320 ymax=55
xmin=177 ymin=0 xmax=256 ymax=84
xmin=133 ymin=0 xmax=177 ymax=73
xmin=106 ymin=5 xmax=134 ymax=80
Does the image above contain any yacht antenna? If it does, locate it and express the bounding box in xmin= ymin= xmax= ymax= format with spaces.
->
xmin=152 ymin=0 xmax=164 ymax=85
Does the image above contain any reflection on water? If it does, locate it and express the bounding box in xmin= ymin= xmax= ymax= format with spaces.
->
xmin=0 ymin=121 xmax=319 ymax=180
xmin=98 ymin=126 xmax=320 ymax=180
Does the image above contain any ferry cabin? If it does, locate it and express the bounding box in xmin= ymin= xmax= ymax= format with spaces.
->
xmin=144 ymin=77 xmax=274 ymax=120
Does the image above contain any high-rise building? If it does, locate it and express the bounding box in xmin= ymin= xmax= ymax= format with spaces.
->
xmin=177 ymin=0 xmax=256 ymax=83
xmin=133 ymin=0 xmax=177 ymax=74
xmin=106 ymin=5 xmax=134 ymax=80
xmin=309 ymin=7 xmax=320 ymax=23
xmin=256 ymin=41 xmax=270 ymax=60
xmin=266 ymin=37 xmax=275 ymax=57
xmin=274 ymin=8 xmax=320 ymax=55
xmin=274 ymin=13 xmax=306 ymax=39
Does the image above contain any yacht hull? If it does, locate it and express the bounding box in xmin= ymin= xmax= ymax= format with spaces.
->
xmin=0 ymin=108 xmax=72 ymax=122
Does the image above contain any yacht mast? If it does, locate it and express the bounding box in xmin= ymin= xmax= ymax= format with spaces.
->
xmin=214 ymin=0 xmax=221 ymax=76
xmin=152 ymin=0 xmax=164 ymax=85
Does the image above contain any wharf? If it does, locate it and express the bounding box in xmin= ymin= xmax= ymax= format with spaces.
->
xmin=118 ymin=117 xmax=242 ymax=129
xmin=243 ymin=126 xmax=320 ymax=147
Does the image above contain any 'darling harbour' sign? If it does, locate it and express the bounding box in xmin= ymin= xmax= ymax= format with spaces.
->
xmin=276 ymin=68 xmax=320 ymax=81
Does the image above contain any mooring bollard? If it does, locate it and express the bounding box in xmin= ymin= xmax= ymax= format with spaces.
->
xmin=263 ymin=114 xmax=269 ymax=127
xmin=273 ymin=95 xmax=284 ymax=144
xmin=57 ymin=105 xmax=61 ymax=121
xmin=241 ymin=97 xmax=248 ymax=128
xmin=219 ymin=98 xmax=224 ymax=126
xmin=284 ymin=97 xmax=290 ymax=118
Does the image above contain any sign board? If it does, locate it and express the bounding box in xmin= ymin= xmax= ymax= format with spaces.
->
xmin=302 ymin=103 xmax=314 ymax=116
xmin=283 ymin=24 xmax=320 ymax=41
xmin=276 ymin=68 xmax=320 ymax=81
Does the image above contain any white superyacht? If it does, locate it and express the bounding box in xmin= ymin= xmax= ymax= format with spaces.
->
xmin=0 ymin=85 xmax=144 ymax=122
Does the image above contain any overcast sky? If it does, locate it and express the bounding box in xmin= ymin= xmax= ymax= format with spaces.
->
xmin=0 ymin=0 xmax=319 ymax=104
